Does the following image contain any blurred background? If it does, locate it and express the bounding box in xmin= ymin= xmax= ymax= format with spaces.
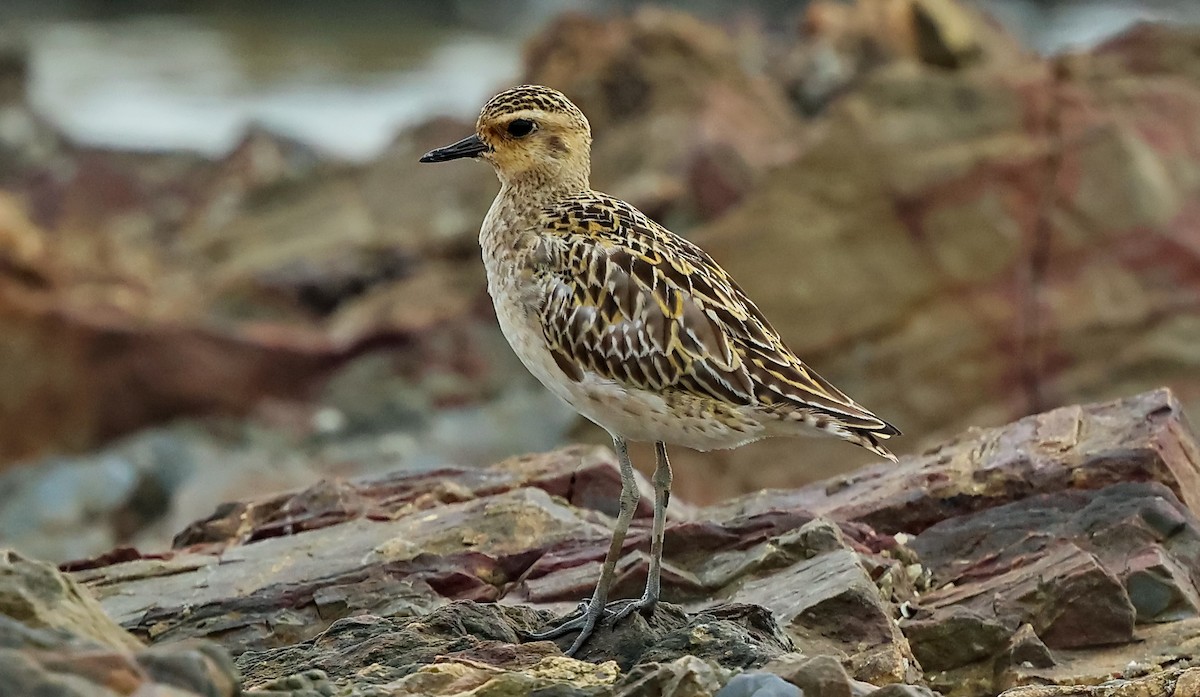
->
xmin=1 ymin=0 xmax=1199 ymax=562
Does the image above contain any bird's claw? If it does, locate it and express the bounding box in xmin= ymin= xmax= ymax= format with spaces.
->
xmin=522 ymin=595 xmax=658 ymax=656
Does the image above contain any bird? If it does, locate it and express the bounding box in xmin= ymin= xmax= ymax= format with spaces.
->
xmin=420 ymin=84 xmax=899 ymax=655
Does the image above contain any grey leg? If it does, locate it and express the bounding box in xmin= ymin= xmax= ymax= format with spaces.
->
xmin=525 ymin=435 xmax=641 ymax=655
xmin=608 ymin=440 xmax=670 ymax=621
xmin=641 ymin=441 xmax=671 ymax=613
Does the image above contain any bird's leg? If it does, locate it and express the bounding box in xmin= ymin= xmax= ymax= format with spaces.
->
xmin=608 ymin=440 xmax=670 ymax=622
xmin=525 ymin=435 xmax=641 ymax=654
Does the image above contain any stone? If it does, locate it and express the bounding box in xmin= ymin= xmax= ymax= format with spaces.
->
xmin=0 ymin=631 xmax=239 ymax=697
xmin=46 ymin=389 xmax=1200 ymax=697
xmin=0 ymin=549 xmax=140 ymax=652
xmin=916 ymin=542 xmax=1136 ymax=650
xmin=729 ymin=548 xmax=917 ymax=684
xmin=0 ymin=574 xmax=237 ymax=697
xmin=1175 ymin=668 xmax=1200 ymax=697
xmin=1001 ymin=625 xmax=1055 ymax=670
xmin=171 ymin=445 xmax=669 ymax=550
xmin=985 ymin=619 xmax=1200 ymax=697
xmin=615 ymin=655 xmax=730 ymax=697
xmin=717 ymin=672 xmax=803 ymax=697
xmin=902 ymin=606 xmax=1009 ymax=672
xmin=1124 ymin=546 xmax=1200 ymax=623
xmin=901 ymin=478 xmax=1200 ymax=683
xmin=770 ymin=654 xmax=855 ymax=697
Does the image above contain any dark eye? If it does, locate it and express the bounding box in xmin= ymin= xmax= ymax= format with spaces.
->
xmin=506 ymin=119 xmax=536 ymax=138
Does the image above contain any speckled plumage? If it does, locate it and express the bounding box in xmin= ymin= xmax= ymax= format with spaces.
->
xmin=470 ymin=86 xmax=898 ymax=457
xmin=421 ymin=84 xmax=899 ymax=654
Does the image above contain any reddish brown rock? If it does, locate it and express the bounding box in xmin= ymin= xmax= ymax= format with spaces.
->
xmin=708 ymin=389 xmax=1200 ymax=533
xmin=899 ymin=479 xmax=1200 ymax=695
xmin=14 ymin=389 xmax=1190 ymax=695
xmin=914 ymin=542 xmax=1136 ymax=650
xmin=170 ymin=445 xmax=677 ymax=550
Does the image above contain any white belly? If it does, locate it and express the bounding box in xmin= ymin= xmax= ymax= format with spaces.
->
xmin=488 ymin=275 xmax=765 ymax=451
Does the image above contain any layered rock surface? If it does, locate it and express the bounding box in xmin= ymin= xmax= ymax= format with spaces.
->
xmin=0 ymin=388 xmax=1183 ymax=695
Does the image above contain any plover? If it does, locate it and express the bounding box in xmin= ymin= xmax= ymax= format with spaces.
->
xmin=421 ymin=85 xmax=899 ymax=655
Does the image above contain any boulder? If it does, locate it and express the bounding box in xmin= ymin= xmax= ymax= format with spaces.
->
xmin=0 ymin=549 xmax=236 ymax=697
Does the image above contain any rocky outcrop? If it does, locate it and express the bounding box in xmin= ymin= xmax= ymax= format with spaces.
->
xmin=4 ymin=389 xmax=1177 ymax=696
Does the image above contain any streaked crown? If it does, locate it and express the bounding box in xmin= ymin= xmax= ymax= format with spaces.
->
xmin=478 ymin=85 xmax=589 ymax=133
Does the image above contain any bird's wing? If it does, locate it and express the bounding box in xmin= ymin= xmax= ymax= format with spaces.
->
xmin=534 ymin=192 xmax=898 ymax=438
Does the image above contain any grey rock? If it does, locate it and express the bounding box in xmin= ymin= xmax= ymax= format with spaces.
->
xmin=718 ymin=672 xmax=804 ymax=697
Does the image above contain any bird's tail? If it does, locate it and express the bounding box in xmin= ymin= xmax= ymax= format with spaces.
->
xmin=777 ymin=407 xmax=902 ymax=463
xmin=847 ymin=423 xmax=900 ymax=462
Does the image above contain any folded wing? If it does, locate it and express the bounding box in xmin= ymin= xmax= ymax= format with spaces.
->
xmin=535 ymin=193 xmax=899 ymax=444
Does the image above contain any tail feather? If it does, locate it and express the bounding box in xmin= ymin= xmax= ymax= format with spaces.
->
xmin=770 ymin=399 xmax=901 ymax=462
xmin=810 ymin=413 xmax=901 ymax=462
xmin=853 ymin=427 xmax=899 ymax=462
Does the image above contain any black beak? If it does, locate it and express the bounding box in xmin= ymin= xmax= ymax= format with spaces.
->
xmin=419 ymin=134 xmax=490 ymax=163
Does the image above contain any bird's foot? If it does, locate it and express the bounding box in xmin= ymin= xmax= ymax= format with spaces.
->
xmin=603 ymin=592 xmax=657 ymax=624
xmin=523 ymin=594 xmax=658 ymax=656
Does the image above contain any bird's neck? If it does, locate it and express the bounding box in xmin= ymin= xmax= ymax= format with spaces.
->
xmin=497 ymin=160 xmax=590 ymax=207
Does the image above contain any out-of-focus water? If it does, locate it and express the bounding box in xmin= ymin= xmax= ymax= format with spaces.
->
xmin=5 ymin=0 xmax=1200 ymax=160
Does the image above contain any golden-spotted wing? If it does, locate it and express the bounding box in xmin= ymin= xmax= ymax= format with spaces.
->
xmin=534 ymin=192 xmax=899 ymax=439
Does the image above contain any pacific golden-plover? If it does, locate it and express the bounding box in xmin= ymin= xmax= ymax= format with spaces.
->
xmin=421 ymin=84 xmax=899 ymax=655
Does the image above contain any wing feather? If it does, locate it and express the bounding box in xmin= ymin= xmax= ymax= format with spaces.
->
xmin=534 ymin=192 xmax=897 ymax=438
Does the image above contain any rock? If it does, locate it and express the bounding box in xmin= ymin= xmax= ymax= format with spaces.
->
xmin=53 ymin=389 xmax=1200 ymax=696
xmin=996 ymin=664 xmax=1189 ymax=697
xmin=171 ymin=444 xmax=669 ymax=550
xmin=80 ymin=486 xmax=611 ymax=654
xmin=0 ymin=552 xmax=237 ymax=697
xmin=680 ymin=12 xmax=1200 ymax=498
xmin=0 ymin=549 xmax=140 ymax=652
xmin=1000 ymin=625 xmax=1055 ymax=670
xmin=0 ymin=622 xmax=239 ymax=697
xmin=709 ymin=390 xmax=1200 ymax=533
xmin=766 ymin=654 xmax=855 ymax=697
xmin=236 ymin=602 xmax=554 ymax=689
xmin=1124 ymin=546 xmax=1200 ymax=623
xmin=1176 ymin=668 xmax=1200 ymax=697
xmin=616 ymin=655 xmax=730 ymax=697
xmin=717 ymin=672 xmax=803 ymax=697
xmin=913 ymin=541 xmax=1136 ymax=650
xmin=873 ymin=686 xmax=940 ymax=697
xmin=570 ymin=603 xmax=792 ymax=671
xmin=895 ymin=478 xmax=1200 ymax=694
xmin=729 ymin=548 xmax=917 ymax=684
xmin=905 ymin=481 xmax=1200 ymax=664
xmin=237 ymin=601 xmax=775 ymax=696
xmin=901 ymin=607 xmax=1009 ymax=672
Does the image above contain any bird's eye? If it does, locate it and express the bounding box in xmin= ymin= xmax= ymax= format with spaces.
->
xmin=507 ymin=119 xmax=536 ymax=138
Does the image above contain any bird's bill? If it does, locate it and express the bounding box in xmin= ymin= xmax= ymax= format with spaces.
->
xmin=419 ymin=134 xmax=490 ymax=163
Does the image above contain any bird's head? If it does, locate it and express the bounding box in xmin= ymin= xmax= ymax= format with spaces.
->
xmin=420 ymin=84 xmax=592 ymax=191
